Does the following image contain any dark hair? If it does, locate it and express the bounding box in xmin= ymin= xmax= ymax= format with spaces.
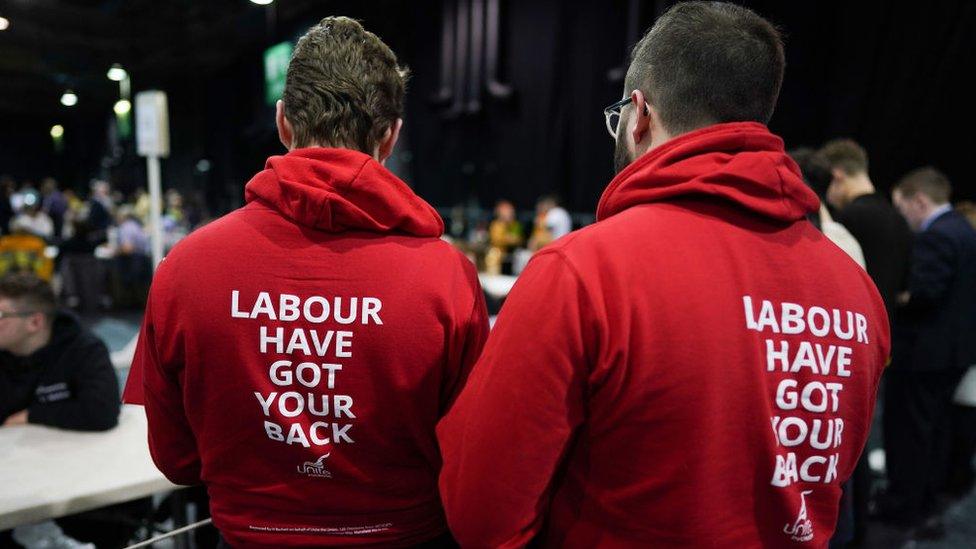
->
xmin=626 ymin=1 xmax=785 ymax=135
xmin=819 ymin=138 xmax=869 ymax=176
xmin=0 ymin=273 xmax=58 ymax=323
xmin=789 ymin=147 xmax=832 ymax=200
xmin=894 ymin=166 xmax=952 ymax=204
xmin=283 ymin=16 xmax=409 ymax=153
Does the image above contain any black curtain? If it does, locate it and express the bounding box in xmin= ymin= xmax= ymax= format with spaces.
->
xmin=3 ymin=1 xmax=974 ymax=211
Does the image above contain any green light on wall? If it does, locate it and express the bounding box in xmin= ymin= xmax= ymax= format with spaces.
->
xmin=264 ymin=41 xmax=293 ymax=106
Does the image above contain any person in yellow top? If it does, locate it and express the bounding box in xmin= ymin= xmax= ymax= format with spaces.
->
xmin=0 ymin=231 xmax=54 ymax=281
xmin=485 ymin=200 xmax=523 ymax=275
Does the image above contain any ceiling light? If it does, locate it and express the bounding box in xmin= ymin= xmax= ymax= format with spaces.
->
xmin=114 ymin=99 xmax=132 ymax=115
xmin=0 ymin=17 xmax=9 ymax=31
xmin=60 ymin=90 xmax=78 ymax=107
xmin=250 ymin=0 xmax=274 ymax=5
xmin=107 ymin=64 xmax=128 ymax=82
xmin=50 ymin=125 xmax=64 ymax=138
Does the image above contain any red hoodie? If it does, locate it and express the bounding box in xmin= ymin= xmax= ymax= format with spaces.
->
xmin=437 ymin=122 xmax=889 ymax=548
xmin=123 ymin=148 xmax=488 ymax=547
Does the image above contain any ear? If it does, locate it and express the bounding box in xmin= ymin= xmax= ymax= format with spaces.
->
xmin=376 ymin=118 xmax=403 ymax=165
xmin=830 ymin=167 xmax=847 ymax=182
xmin=276 ymin=100 xmax=294 ymax=150
xmin=629 ymin=90 xmax=652 ymax=147
xmin=27 ymin=312 xmax=46 ymax=334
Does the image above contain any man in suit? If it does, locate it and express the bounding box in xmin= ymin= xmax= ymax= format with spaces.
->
xmin=883 ymin=167 xmax=976 ymax=533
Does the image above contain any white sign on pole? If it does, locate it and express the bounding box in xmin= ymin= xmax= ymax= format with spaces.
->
xmin=135 ymin=90 xmax=170 ymax=270
xmin=135 ymin=91 xmax=170 ymax=158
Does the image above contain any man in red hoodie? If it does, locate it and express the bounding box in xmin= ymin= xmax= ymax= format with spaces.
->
xmin=122 ymin=17 xmax=488 ymax=547
xmin=438 ymin=3 xmax=889 ymax=547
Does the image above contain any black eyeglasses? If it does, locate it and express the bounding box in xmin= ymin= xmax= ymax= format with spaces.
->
xmin=603 ymin=97 xmax=650 ymax=139
xmin=0 ymin=310 xmax=36 ymax=320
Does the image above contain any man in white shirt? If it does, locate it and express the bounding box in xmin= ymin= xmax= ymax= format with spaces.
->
xmin=528 ymin=195 xmax=572 ymax=251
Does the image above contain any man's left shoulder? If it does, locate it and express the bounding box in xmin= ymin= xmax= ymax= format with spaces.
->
xmin=927 ymin=211 xmax=976 ymax=244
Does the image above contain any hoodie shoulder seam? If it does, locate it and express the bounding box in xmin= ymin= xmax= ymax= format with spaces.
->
xmin=344 ymin=155 xmax=373 ymax=190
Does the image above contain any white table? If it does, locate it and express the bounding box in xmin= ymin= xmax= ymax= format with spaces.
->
xmin=0 ymin=405 xmax=177 ymax=531
xmin=479 ymin=273 xmax=518 ymax=299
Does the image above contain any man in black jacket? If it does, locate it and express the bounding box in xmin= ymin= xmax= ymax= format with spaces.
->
xmin=821 ymin=138 xmax=913 ymax=318
xmin=883 ymin=167 xmax=976 ymax=530
xmin=0 ymin=273 xmax=119 ymax=431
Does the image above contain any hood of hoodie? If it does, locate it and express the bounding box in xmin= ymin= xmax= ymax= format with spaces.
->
xmin=245 ymin=147 xmax=444 ymax=237
xmin=597 ymin=122 xmax=819 ymax=223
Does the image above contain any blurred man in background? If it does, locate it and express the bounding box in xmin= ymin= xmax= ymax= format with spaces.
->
xmin=40 ymin=177 xmax=68 ymax=241
xmin=0 ymin=273 xmax=136 ymax=549
xmin=124 ymin=16 xmax=487 ymax=548
xmin=821 ymin=138 xmax=912 ymax=319
xmin=790 ymin=147 xmax=865 ymax=268
xmin=0 ymin=272 xmax=119 ymax=430
xmin=439 ymin=2 xmax=889 ymax=546
xmin=10 ymin=191 xmax=54 ymax=241
xmin=528 ymin=194 xmax=572 ymax=251
xmin=881 ymin=167 xmax=976 ymax=535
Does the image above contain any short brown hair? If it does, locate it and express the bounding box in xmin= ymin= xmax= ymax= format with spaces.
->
xmin=626 ymin=2 xmax=785 ymax=135
xmin=894 ymin=166 xmax=952 ymax=204
xmin=819 ymin=138 xmax=869 ymax=176
xmin=0 ymin=273 xmax=57 ymax=322
xmin=789 ymin=147 xmax=831 ymax=200
xmin=283 ymin=17 xmax=408 ymax=153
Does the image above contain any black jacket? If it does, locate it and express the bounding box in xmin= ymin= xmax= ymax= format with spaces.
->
xmin=892 ymin=209 xmax=976 ymax=372
xmin=0 ymin=310 xmax=120 ymax=430
xmin=834 ymin=192 xmax=913 ymax=318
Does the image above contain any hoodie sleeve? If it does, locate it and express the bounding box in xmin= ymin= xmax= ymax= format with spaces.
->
xmin=439 ymin=259 xmax=490 ymax=416
xmin=437 ymin=250 xmax=593 ymax=548
xmin=137 ymin=284 xmax=202 ymax=486
xmin=27 ymin=336 xmax=121 ymax=431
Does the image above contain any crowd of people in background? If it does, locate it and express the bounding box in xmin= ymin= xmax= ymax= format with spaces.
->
xmin=0 ymin=175 xmax=207 ymax=311
xmin=2 ymin=143 xmax=975 ymax=548
xmin=790 ymin=138 xmax=976 ymax=543
xmin=449 ymin=194 xmax=576 ymax=276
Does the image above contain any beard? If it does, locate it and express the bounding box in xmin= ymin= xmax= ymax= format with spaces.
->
xmin=613 ymin=136 xmax=633 ymax=175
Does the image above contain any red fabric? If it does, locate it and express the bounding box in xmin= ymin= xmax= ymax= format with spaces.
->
xmin=437 ymin=122 xmax=889 ymax=548
xmin=124 ymin=148 xmax=489 ymax=547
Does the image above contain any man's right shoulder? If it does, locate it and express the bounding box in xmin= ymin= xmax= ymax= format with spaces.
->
xmin=160 ymin=206 xmax=260 ymax=261
xmin=149 ymin=207 xmax=253 ymax=284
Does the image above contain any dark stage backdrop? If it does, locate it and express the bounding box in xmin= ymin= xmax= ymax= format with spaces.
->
xmin=2 ymin=1 xmax=974 ymax=215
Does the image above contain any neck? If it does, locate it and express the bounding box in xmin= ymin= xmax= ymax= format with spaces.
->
xmin=844 ymin=173 xmax=875 ymax=204
xmin=13 ymin=324 xmax=52 ymax=357
xmin=922 ymin=202 xmax=950 ymax=222
xmin=643 ymin=127 xmax=676 ymax=157
xmin=290 ymin=142 xmax=382 ymax=162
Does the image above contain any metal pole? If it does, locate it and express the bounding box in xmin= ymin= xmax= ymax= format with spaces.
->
xmin=147 ymin=155 xmax=164 ymax=270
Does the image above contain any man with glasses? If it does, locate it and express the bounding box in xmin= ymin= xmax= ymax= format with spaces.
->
xmin=438 ymin=2 xmax=889 ymax=546
xmin=0 ymin=273 xmax=119 ymax=430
